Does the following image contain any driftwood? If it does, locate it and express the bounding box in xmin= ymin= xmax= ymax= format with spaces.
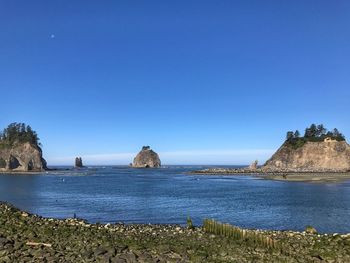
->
xmin=26 ymin=241 xmax=52 ymax=248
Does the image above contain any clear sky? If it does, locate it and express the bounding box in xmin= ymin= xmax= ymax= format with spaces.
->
xmin=1 ymin=1 xmax=349 ymax=165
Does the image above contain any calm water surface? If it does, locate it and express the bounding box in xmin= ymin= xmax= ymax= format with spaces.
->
xmin=1 ymin=166 xmax=350 ymax=233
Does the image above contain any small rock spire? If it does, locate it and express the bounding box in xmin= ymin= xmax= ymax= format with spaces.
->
xmin=75 ymin=157 xmax=83 ymax=168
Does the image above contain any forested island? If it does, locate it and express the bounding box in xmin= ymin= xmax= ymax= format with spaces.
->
xmin=192 ymin=124 xmax=350 ymax=179
xmin=0 ymin=123 xmax=41 ymax=148
xmin=0 ymin=123 xmax=47 ymax=172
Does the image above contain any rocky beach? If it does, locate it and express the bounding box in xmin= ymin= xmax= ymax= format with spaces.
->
xmin=1 ymin=202 xmax=350 ymax=262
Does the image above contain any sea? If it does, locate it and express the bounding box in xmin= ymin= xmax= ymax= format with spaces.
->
xmin=1 ymin=165 xmax=350 ymax=233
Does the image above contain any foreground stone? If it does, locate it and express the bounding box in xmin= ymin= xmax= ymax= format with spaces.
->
xmin=0 ymin=202 xmax=350 ymax=262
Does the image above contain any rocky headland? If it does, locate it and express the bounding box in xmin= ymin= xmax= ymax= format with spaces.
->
xmin=0 ymin=142 xmax=47 ymax=172
xmin=132 ymin=146 xmax=161 ymax=168
xmin=0 ymin=123 xmax=47 ymax=173
xmin=191 ymin=125 xmax=350 ymax=181
xmin=263 ymin=140 xmax=350 ymax=173
xmin=1 ymin=202 xmax=350 ymax=262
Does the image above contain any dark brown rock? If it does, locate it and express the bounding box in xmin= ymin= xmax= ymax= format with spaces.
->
xmin=75 ymin=157 xmax=83 ymax=168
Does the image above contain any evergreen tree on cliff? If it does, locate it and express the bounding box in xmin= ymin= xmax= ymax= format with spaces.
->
xmin=0 ymin=123 xmax=41 ymax=147
xmin=0 ymin=123 xmax=46 ymax=171
xmin=265 ymin=124 xmax=350 ymax=172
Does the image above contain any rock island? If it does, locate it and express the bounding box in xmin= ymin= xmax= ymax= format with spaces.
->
xmin=192 ymin=124 xmax=350 ymax=181
xmin=0 ymin=123 xmax=47 ymax=172
xmin=132 ymin=146 xmax=161 ymax=168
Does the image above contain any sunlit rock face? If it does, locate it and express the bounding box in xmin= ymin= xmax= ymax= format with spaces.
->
xmin=248 ymin=160 xmax=258 ymax=170
xmin=132 ymin=146 xmax=161 ymax=168
xmin=263 ymin=140 xmax=350 ymax=172
xmin=0 ymin=142 xmax=47 ymax=172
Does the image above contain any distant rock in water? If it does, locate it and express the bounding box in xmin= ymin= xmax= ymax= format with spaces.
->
xmin=132 ymin=146 xmax=161 ymax=168
xmin=75 ymin=157 xmax=83 ymax=168
xmin=263 ymin=139 xmax=350 ymax=172
xmin=248 ymin=160 xmax=258 ymax=170
xmin=0 ymin=123 xmax=47 ymax=172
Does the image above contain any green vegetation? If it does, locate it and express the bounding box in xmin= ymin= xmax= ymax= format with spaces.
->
xmin=186 ymin=216 xmax=194 ymax=230
xmin=1 ymin=203 xmax=350 ymax=262
xmin=305 ymin=225 xmax=317 ymax=234
xmin=0 ymin=122 xmax=41 ymax=148
xmin=285 ymin=124 xmax=345 ymax=149
xmin=203 ymin=219 xmax=278 ymax=250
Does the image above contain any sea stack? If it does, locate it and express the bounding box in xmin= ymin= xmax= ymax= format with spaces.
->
xmin=248 ymin=160 xmax=258 ymax=170
xmin=75 ymin=157 xmax=83 ymax=168
xmin=262 ymin=124 xmax=350 ymax=172
xmin=132 ymin=146 xmax=161 ymax=168
xmin=0 ymin=123 xmax=47 ymax=172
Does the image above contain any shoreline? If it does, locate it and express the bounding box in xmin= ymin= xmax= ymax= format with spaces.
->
xmin=262 ymin=173 xmax=350 ymax=182
xmin=190 ymin=169 xmax=350 ymax=182
xmin=1 ymin=201 xmax=350 ymax=262
xmin=3 ymin=168 xmax=350 ymax=183
xmin=0 ymin=171 xmax=47 ymax=175
xmin=0 ymin=168 xmax=78 ymax=175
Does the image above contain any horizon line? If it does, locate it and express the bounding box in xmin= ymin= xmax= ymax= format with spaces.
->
xmin=45 ymin=149 xmax=275 ymax=166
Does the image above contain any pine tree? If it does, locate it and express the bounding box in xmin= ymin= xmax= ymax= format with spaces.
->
xmin=286 ymin=131 xmax=294 ymax=141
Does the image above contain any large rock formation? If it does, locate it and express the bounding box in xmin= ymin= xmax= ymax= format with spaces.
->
xmin=263 ymin=139 xmax=350 ymax=172
xmin=0 ymin=142 xmax=47 ymax=172
xmin=132 ymin=146 xmax=161 ymax=168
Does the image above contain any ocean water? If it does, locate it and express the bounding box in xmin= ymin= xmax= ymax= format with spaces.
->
xmin=1 ymin=166 xmax=350 ymax=233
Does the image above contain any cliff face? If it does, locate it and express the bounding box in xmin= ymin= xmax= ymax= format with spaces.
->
xmin=132 ymin=146 xmax=161 ymax=168
xmin=263 ymin=140 xmax=350 ymax=172
xmin=0 ymin=142 xmax=47 ymax=172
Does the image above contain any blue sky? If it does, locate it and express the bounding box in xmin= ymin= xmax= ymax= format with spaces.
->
xmin=1 ymin=1 xmax=349 ymax=165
